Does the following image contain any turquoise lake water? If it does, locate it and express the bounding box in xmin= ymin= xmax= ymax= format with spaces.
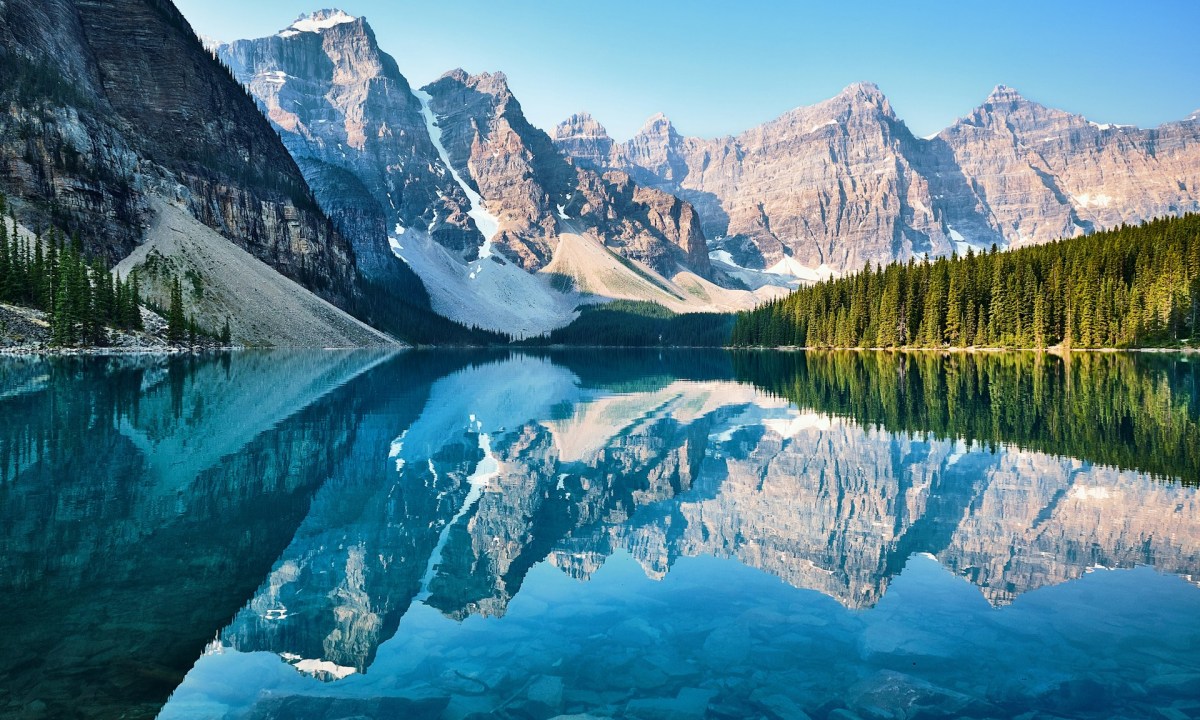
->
xmin=1 ymin=350 xmax=1198 ymax=719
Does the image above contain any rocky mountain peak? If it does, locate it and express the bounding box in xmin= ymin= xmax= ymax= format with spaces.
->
xmin=638 ymin=112 xmax=676 ymax=136
xmin=553 ymin=113 xmax=615 ymax=169
xmin=279 ymin=9 xmax=360 ymax=37
xmin=842 ymin=81 xmax=884 ymax=100
xmin=979 ymin=84 xmax=1044 ymax=116
xmin=985 ymin=83 xmax=1024 ymax=104
xmin=969 ymin=84 xmax=1081 ymax=134
xmin=439 ymin=68 xmax=511 ymax=97
xmin=834 ymin=81 xmax=893 ymax=117
xmin=556 ymin=112 xmax=610 ymax=139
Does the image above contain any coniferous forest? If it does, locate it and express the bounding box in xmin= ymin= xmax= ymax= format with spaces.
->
xmin=0 ymin=194 xmax=146 ymax=346
xmin=731 ymin=215 xmax=1200 ymax=349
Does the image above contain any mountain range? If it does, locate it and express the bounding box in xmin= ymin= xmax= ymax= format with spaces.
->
xmin=556 ymin=83 xmax=1200 ymax=283
xmin=214 ymin=10 xmax=767 ymax=336
xmin=2 ymin=3 xmax=1198 ymax=342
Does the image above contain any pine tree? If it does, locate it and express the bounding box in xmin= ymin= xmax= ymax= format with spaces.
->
xmin=167 ymin=277 xmax=185 ymax=343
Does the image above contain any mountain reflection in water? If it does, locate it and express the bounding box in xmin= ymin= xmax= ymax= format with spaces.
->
xmin=1 ymin=350 xmax=1197 ymax=720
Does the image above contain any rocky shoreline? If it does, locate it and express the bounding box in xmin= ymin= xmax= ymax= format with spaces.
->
xmin=0 ymin=303 xmax=232 ymax=356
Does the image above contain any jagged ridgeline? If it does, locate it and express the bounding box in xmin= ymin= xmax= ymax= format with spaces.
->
xmin=731 ymin=214 xmax=1200 ymax=349
xmin=733 ymin=350 xmax=1200 ymax=483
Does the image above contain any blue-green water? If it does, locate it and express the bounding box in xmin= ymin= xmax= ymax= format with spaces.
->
xmin=1 ymin=350 xmax=1199 ymax=720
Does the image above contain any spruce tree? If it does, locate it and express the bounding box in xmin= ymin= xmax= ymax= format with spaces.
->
xmin=167 ymin=277 xmax=185 ymax=343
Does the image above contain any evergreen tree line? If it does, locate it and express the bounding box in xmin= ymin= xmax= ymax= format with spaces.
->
xmin=0 ymin=194 xmax=144 ymax=346
xmin=731 ymin=215 xmax=1200 ymax=348
xmin=733 ymin=350 xmax=1200 ymax=484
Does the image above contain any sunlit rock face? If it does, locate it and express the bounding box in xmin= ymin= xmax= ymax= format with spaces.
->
xmin=557 ymin=84 xmax=1200 ymax=274
xmin=216 ymin=17 xmax=714 ymax=285
xmin=216 ymin=355 xmax=1200 ymax=677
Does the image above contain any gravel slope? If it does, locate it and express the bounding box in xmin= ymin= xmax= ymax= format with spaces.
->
xmin=117 ymin=199 xmax=400 ymax=348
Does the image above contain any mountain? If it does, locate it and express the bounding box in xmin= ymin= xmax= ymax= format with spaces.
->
xmin=216 ymin=12 xmax=776 ymax=336
xmin=556 ymin=83 xmax=1200 ymax=282
xmin=0 ymin=0 xmax=391 ymax=346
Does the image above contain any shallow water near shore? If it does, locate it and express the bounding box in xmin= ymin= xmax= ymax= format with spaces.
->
xmin=2 ymin=349 xmax=1198 ymax=719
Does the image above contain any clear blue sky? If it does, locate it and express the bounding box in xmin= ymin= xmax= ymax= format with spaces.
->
xmin=176 ymin=0 xmax=1200 ymax=141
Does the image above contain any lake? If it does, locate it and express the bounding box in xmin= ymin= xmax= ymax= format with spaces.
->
xmin=2 ymin=350 xmax=1198 ymax=720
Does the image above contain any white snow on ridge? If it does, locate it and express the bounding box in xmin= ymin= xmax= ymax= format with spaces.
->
xmin=766 ymin=256 xmax=837 ymax=283
xmin=280 ymin=10 xmax=357 ymax=36
xmin=1073 ymin=192 xmax=1113 ymax=209
xmin=946 ymin=225 xmax=974 ymax=255
xmin=709 ymin=249 xmax=801 ymax=291
xmin=807 ymin=120 xmax=838 ymax=135
xmin=387 ymin=229 xmax=576 ymax=338
xmin=413 ymin=89 xmax=500 ymax=263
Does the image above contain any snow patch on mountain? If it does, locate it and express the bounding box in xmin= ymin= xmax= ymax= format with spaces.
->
xmin=766 ymin=256 xmax=838 ymax=283
xmin=709 ymin=250 xmax=802 ymax=290
xmin=413 ymin=89 xmax=500 ymax=260
xmin=388 ymin=230 xmax=577 ymax=338
xmin=279 ymin=9 xmax=357 ymax=37
xmin=1073 ymin=192 xmax=1114 ymax=208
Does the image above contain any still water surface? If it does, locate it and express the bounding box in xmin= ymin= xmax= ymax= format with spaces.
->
xmin=1 ymin=350 xmax=1198 ymax=719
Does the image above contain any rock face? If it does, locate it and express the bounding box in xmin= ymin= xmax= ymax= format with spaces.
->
xmin=420 ymin=68 xmax=576 ymax=270
xmin=556 ymin=83 xmax=1200 ymax=276
xmin=217 ymin=11 xmax=476 ymax=276
xmin=0 ymin=0 xmax=357 ymax=307
xmin=216 ymin=14 xmax=730 ymax=335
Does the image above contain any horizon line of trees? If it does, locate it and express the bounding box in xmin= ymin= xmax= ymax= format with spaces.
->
xmin=731 ymin=214 xmax=1200 ymax=349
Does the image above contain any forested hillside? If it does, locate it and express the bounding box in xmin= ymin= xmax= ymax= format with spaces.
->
xmin=731 ymin=215 xmax=1200 ymax=348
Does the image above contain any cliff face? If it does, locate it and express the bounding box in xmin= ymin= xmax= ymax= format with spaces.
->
xmin=0 ymin=0 xmax=356 ymax=305
xmin=217 ymin=12 xmax=475 ymax=276
xmin=938 ymin=85 xmax=1200 ymax=248
xmin=421 ymin=68 xmax=576 ymax=270
xmin=216 ymin=16 xmax=731 ymax=335
xmin=557 ymin=84 xmax=1200 ymax=277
